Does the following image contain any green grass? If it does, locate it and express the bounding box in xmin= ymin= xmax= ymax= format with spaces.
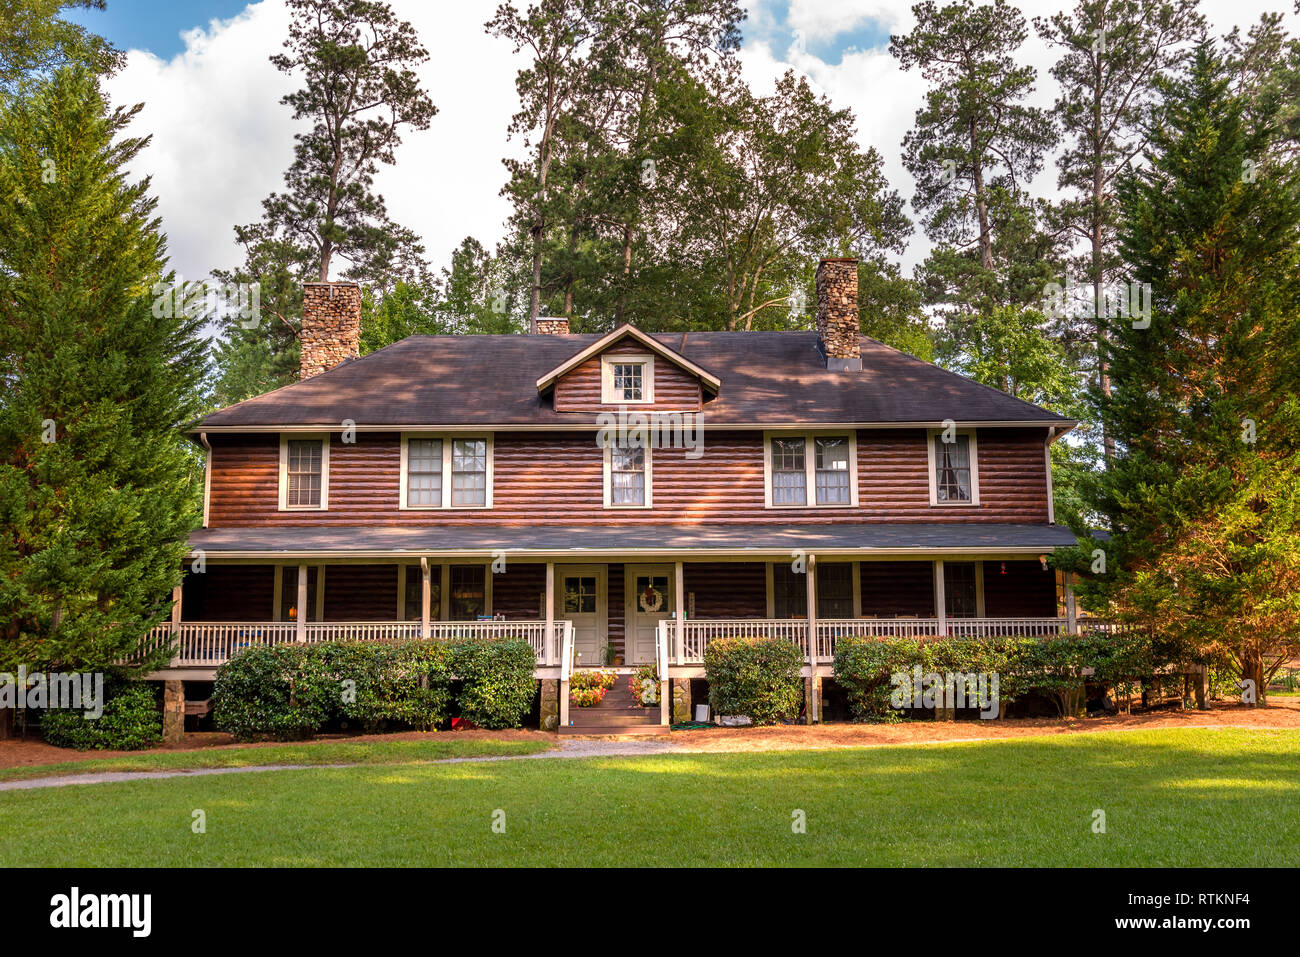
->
xmin=0 ymin=736 xmax=553 ymax=783
xmin=1 ymin=728 xmax=1297 ymax=867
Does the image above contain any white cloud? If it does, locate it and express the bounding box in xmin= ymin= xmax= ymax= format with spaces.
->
xmin=102 ymin=0 xmax=524 ymax=283
xmin=102 ymin=0 xmax=1300 ymax=286
xmin=742 ymin=0 xmax=1300 ymax=272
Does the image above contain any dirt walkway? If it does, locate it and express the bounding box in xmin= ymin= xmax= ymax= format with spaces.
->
xmin=3 ymin=700 xmax=1297 ymax=792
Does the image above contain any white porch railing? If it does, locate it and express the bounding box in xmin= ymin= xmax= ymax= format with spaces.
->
xmin=148 ymin=620 xmax=571 ymax=668
xmin=658 ymin=617 xmax=1122 ymax=666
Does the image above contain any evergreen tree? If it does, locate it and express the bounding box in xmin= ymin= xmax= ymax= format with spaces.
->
xmin=1076 ymin=43 xmax=1300 ymax=700
xmin=0 ymin=0 xmax=121 ymax=96
xmin=0 ymin=68 xmax=206 ymax=672
xmin=213 ymin=0 xmax=436 ymax=396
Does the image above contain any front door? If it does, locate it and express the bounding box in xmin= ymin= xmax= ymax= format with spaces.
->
xmin=556 ymin=565 xmax=606 ymax=668
xmin=625 ymin=565 xmax=674 ymax=665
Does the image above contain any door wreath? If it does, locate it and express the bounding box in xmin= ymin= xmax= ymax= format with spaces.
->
xmin=638 ymin=585 xmax=664 ymax=613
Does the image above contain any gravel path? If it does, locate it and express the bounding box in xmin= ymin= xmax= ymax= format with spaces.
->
xmin=0 ymin=739 xmax=683 ymax=791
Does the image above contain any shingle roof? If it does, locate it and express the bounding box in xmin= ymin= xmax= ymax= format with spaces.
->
xmin=188 ymin=522 xmax=1079 ymax=556
xmin=194 ymin=331 xmax=1070 ymax=429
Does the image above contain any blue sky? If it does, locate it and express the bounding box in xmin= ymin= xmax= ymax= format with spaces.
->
xmin=72 ymin=0 xmax=894 ymax=63
xmin=67 ymin=0 xmax=252 ymax=58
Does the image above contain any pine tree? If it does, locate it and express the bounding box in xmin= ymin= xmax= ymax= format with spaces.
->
xmin=1077 ymin=43 xmax=1300 ymax=701
xmin=0 ymin=68 xmax=207 ymax=672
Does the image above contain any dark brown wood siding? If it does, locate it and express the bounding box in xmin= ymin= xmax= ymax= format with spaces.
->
xmin=206 ymin=428 xmax=1050 ymax=527
xmin=859 ymin=561 xmax=935 ymax=617
xmin=492 ymin=563 xmax=545 ymax=619
xmin=181 ymin=564 xmax=275 ymax=621
xmin=554 ymin=342 xmax=703 ymax=412
xmin=981 ymin=560 xmax=1056 ymax=617
xmin=684 ymin=562 xmax=768 ymax=618
xmin=322 ymin=564 xmax=398 ymax=620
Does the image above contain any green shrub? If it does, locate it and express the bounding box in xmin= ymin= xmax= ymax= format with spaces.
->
xmin=331 ymin=640 xmax=453 ymax=731
xmin=212 ymin=644 xmax=333 ymax=741
xmin=450 ymin=637 xmax=537 ymax=729
xmin=42 ymin=679 xmax=162 ymax=751
xmin=704 ymin=636 xmax=803 ymax=724
xmin=832 ymin=635 xmax=926 ymax=722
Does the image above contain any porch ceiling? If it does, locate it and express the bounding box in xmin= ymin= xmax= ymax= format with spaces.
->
xmin=187 ymin=523 xmax=1079 ymax=558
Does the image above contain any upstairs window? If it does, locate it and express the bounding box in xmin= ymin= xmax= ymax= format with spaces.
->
xmin=601 ymin=354 xmax=654 ymax=404
xmin=765 ymin=432 xmax=858 ymax=508
xmin=406 ymin=438 xmax=442 ymax=507
xmin=771 ymin=438 xmax=807 ymax=506
xmin=606 ymin=439 xmax=651 ymax=508
xmin=452 ymin=439 xmax=488 ymax=507
xmin=928 ymin=430 xmax=980 ymax=506
xmin=814 ymin=437 xmax=851 ymax=505
xmin=400 ymin=434 xmax=493 ymax=509
xmin=279 ymin=435 xmax=329 ymax=510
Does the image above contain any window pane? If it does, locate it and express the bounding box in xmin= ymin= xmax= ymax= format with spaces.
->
xmin=407 ymin=438 xmax=442 ymax=507
xmin=613 ymin=363 xmax=643 ymax=401
xmin=450 ymin=565 xmax=485 ymax=620
xmin=771 ymin=438 xmax=806 ymax=505
xmin=815 ymin=437 xmax=850 ymax=505
xmin=286 ymin=439 xmax=323 ymax=507
xmin=944 ymin=562 xmax=977 ymax=618
xmin=935 ymin=435 xmax=972 ymax=502
xmin=564 ymin=576 xmax=597 ymax=614
xmin=611 ymin=442 xmax=645 ymax=505
xmin=817 ymin=563 xmax=854 ymax=618
xmin=451 ymin=439 xmax=487 ymax=506
xmin=772 ymin=562 xmax=808 ymax=618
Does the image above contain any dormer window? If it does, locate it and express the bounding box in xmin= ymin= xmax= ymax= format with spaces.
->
xmin=601 ymin=354 xmax=654 ymax=404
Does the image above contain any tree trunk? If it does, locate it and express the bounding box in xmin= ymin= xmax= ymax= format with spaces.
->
xmin=970 ymin=119 xmax=992 ymax=271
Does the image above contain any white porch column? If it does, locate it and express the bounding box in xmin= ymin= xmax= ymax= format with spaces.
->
xmin=674 ymin=561 xmax=685 ymax=665
xmin=420 ymin=557 xmax=431 ymax=640
xmin=804 ymin=554 xmax=818 ymax=725
xmin=544 ymin=561 xmax=555 ymax=665
xmin=933 ymin=559 xmax=946 ymax=636
xmin=296 ymin=563 xmax=308 ymax=642
xmin=169 ymin=583 xmax=182 ymax=666
xmin=1065 ymin=571 xmax=1077 ymax=634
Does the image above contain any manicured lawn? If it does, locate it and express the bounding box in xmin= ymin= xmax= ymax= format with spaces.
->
xmin=1 ymin=728 xmax=1296 ymax=866
xmin=0 ymin=736 xmax=553 ymax=782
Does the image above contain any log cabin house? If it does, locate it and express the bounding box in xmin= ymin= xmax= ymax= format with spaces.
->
xmin=152 ymin=258 xmax=1102 ymax=732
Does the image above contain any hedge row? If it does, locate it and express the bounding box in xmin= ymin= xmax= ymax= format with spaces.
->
xmin=212 ymin=637 xmax=537 ymax=741
xmin=42 ymin=678 xmax=162 ymax=751
xmin=703 ymin=636 xmax=804 ymax=724
xmin=833 ymin=632 xmax=1161 ymax=722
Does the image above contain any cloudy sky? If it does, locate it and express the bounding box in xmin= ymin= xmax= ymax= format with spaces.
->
xmin=71 ymin=0 xmax=1299 ymax=284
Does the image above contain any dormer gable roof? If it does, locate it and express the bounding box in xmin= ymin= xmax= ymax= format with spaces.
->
xmin=534 ymin=324 xmax=721 ymax=396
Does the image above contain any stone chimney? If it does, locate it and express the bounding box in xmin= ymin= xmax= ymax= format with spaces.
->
xmin=815 ymin=257 xmax=861 ymax=371
xmin=535 ymin=317 xmax=570 ymax=335
xmin=300 ymin=282 xmax=362 ymax=379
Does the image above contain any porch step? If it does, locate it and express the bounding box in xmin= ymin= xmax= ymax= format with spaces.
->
xmin=559 ymin=722 xmax=670 ymax=736
xmin=565 ymin=678 xmax=666 ymax=734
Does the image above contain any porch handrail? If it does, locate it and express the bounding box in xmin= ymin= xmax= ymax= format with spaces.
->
xmin=672 ymin=618 xmax=811 ymax=665
xmin=559 ymin=620 xmax=576 ymax=681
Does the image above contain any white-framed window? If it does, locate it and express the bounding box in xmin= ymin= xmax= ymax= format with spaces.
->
xmin=604 ymin=438 xmax=652 ymax=508
xmin=278 ymin=434 xmax=329 ymax=510
xmin=763 ymin=432 xmax=858 ymax=508
xmin=601 ymin=353 xmax=654 ymax=404
xmin=399 ymin=433 xmax=494 ymax=509
xmin=926 ymin=429 xmax=980 ymax=506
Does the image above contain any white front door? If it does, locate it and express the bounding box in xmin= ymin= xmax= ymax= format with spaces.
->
xmin=625 ymin=565 xmax=674 ymax=665
xmin=556 ymin=565 xmax=606 ymax=668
